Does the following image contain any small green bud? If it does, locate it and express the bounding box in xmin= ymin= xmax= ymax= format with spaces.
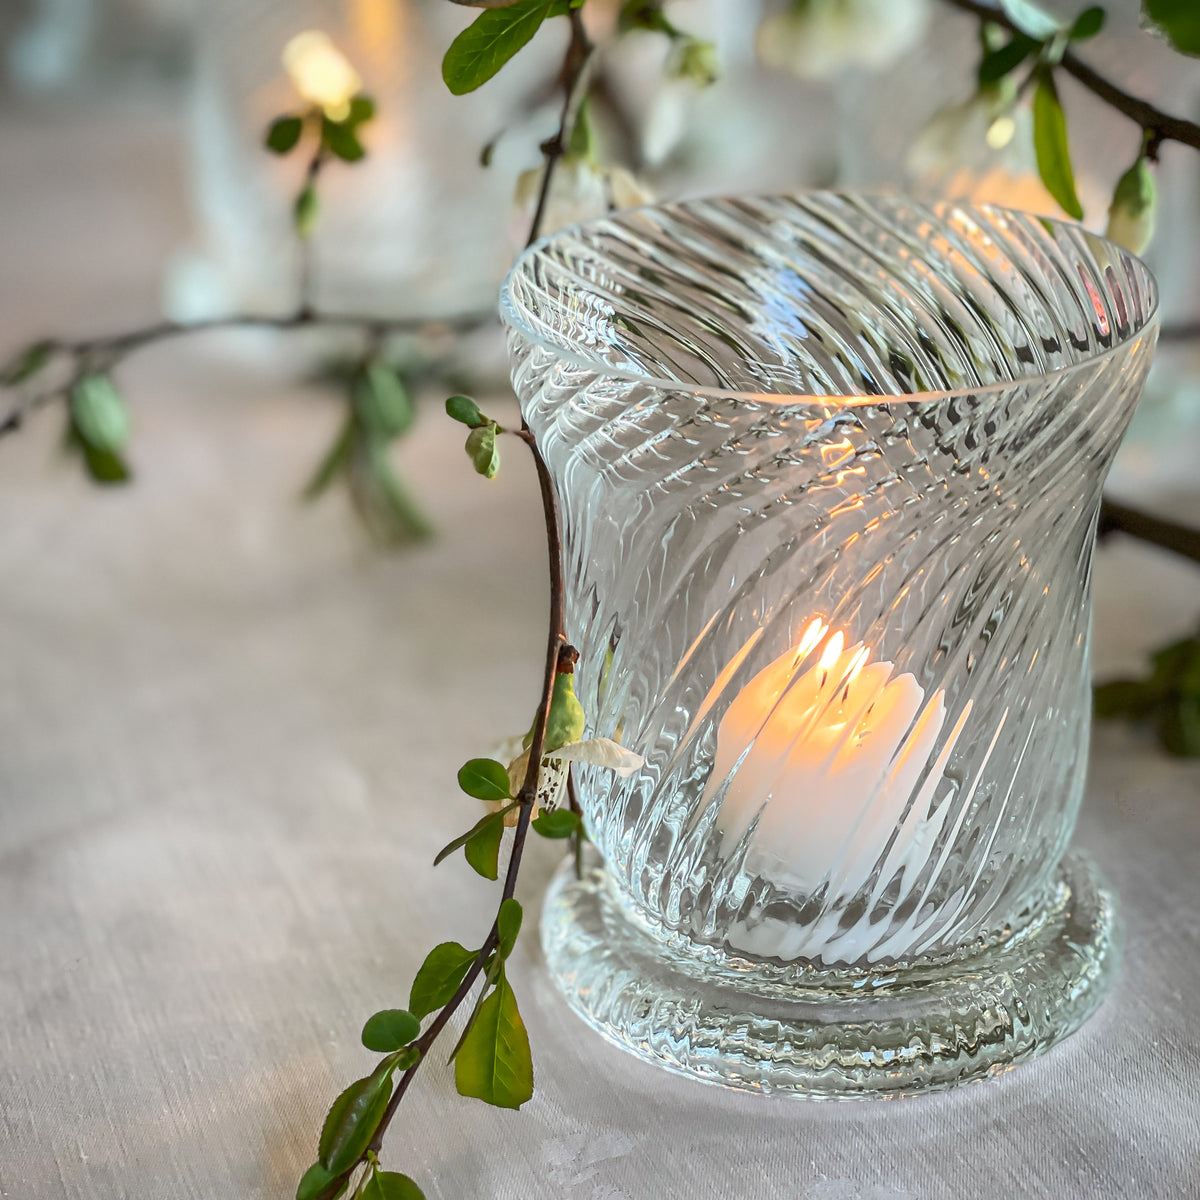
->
xmin=1105 ymin=156 xmax=1157 ymax=254
xmin=70 ymin=373 xmax=130 ymax=455
xmin=465 ymin=423 xmax=499 ymax=479
xmin=669 ymin=37 xmax=719 ymax=87
xmin=295 ymin=183 xmax=319 ymax=238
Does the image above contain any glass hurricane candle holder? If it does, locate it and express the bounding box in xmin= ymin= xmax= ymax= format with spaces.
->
xmin=502 ymin=194 xmax=1158 ymax=1097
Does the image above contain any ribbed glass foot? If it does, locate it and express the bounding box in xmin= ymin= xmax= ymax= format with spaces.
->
xmin=541 ymin=850 xmax=1120 ymax=1098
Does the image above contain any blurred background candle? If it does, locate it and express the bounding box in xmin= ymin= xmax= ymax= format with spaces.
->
xmin=709 ymin=619 xmax=951 ymax=897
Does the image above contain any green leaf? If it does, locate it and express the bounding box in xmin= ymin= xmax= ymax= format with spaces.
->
xmin=409 ymin=941 xmax=477 ymax=1019
xmin=454 ymin=974 xmax=534 ymax=1109
xmin=457 ymin=758 xmax=512 ymax=802
xmin=496 ymin=898 xmax=522 ymax=960
xmin=532 ymin=808 xmax=580 ymax=838
xmin=355 ymin=361 xmax=414 ymax=439
xmin=1093 ymin=679 xmax=1158 ymax=719
xmin=70 ymin=373 xmax=130 ymax=455
xmin=266 ymin=115 xmax=304 ymax=154
xmin=347 ymin=94 xmax=376 ymax=126
xmin=465 ymin=423 xmax=500 ymax=478
xmin=445 ymin=395 xmax=487 ymax=428
xmin=618 ymin=0 xmax=679 ymax=35
xmin=361 ymin=1171 xmax=426 ymax=1200
xmin=977 ymin=32 xmax=1039 ymax=84
xmin=303 ymin=415 xmax=355 ymax=500
xmin=295 ymin=183 xmax=320 ymax=238
xmin=442 ymin=0 xmax=552 ymax=96
xmin=77 ymin=441 xmax=131 ymax=484
xmin=347 ymin=438 xmax=434 ymax=543
xmin=1159 ymin=695 xmax=1200 ymax=756
xmin=433 ymin=806 xmax=515 ymax=869
xmin=1000 ymin=0 xmax=1062 ymax=38
xmin=1032 ymin=73 xmax=1084 ymax=220
xmin=322 ymin=117 xmax=366 ymax=162
xmin=1069 ymin=6 xmax=1105 ymax=40
xmin=1143 ymin=0 xmax=1200 ymax=55
xmin=0 ymin=339 xmax=53 ymax=387
xmin=318 ymin=1060 xmax=396 ymax=1175
xmin=296 ymin=1161 xmax=349 ymax=1200
xmin=361 ymin=1009 xmax=421 ymax=1052
xmin=464 ymin=814 xmax=505 ymax=881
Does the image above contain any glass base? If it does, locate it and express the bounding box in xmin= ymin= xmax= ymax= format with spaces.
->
xmin=541 ymin=849 xmax=1120 ymax=1098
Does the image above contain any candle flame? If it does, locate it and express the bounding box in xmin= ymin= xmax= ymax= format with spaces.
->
xmin=818 ymin=630 xmax=844 ymax=672
xmin=283 ymin=30 xmax=362 ymax=121
xmin=796 ymin=617 xmax=827 ymax=659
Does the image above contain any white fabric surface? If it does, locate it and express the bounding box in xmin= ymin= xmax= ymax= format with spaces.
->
xmin=2 ymin=99 xmax=1200 ymax=1200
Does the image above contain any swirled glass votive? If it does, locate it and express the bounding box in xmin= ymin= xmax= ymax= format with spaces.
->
xmin=501 ymin=194 xmax=1158 ymax=1097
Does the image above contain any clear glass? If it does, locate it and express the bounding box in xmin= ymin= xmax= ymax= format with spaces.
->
xmin=502 ymin=193 xmax=1158 ymax=1096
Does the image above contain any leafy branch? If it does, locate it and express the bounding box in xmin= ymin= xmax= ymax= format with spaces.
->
xmin=294 ymin=9 xmax=599 ymax=1197
xmin=943 ymin=0 xmax=1200 ymax=153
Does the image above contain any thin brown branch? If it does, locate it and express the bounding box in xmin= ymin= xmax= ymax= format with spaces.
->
xmin=940 ymin=0 xmax=1200 ymax=152
xmin=526 ymin=8 xmax=596 ymax=248
xmin=1099 ymin=497 xmax=1200 ymax=566
xmin=359 ymin=12 xmax=587 ymax=1172
xmin=0 ymin=308 xmax=494 ymax=441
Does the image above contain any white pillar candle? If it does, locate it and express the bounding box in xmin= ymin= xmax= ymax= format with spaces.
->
xmin=706 ymin=619 xmax=950 ymax=898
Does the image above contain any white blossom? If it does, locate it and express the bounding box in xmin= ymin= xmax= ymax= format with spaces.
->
xmin=282 ymin=30 xmax=361 ymax=121
xmin=490 ymin=736 xmax=645 ymax=826
xmin=756 ymin=0 xmax=930 ymax=82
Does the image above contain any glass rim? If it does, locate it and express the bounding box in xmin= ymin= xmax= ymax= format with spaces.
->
xmin=499 ymin=191 xmax=1161 ymax=408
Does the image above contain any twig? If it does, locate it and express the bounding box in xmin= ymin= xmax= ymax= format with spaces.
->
xmin=0 ymin=308 xmax=494 ymax=441
xmin=355 ymin=10 xmax=592 ymax=1173
xmin=1099 ymin=497 xmax=1200 ymax=566
xmin=527 ymin=8 xmax=596 ymax=248
xmin=297 ymin=145 xmax=327 ymax=316
xmin=940 ymin=0 xmax=1200 ymax=152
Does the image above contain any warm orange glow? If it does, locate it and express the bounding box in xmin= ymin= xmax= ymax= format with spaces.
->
xmin=818 ymin=630 xmax=845 ymax=673
xmin=796 ymin=617 xmax=827 ymax=659
xmin=283 ymin=30 xmax=362 ymax=121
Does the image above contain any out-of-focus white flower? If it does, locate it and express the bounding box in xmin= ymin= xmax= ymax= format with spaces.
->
xmin=607 ymin=166 xmax=655 ymax=210
xmin=513 ymin=158 xmax=655 ymax=240
xmin=490 ymin=736 xmax=644 ymax=825
xmin=1105 ymin=157 xmax=1156 ymax=255
xmin=283 ymin=30 xmax=361 ymax=121
xmin=513 ymin=157 xmax=608 ymax=238
xmin=756 ymin=0 xmax=930 ymax=82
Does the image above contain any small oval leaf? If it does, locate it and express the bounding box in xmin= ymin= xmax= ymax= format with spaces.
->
xmin=445 ymin=394 xmax=487 ymax=428
xmin=496 ymin=898 xmax=522 ymax=960
xmin=266 ymin=115 xmax=304 ymax=154
xmin=464 ymin=423 xmax=499 ymax=478
xmin=362 ymin=1170 xmax=426 ymax=1200
xmin=531 ymin=808 xmax=580 ymax=839
xmin=361 ymin=1009 xmax=421 ymax=1052
xmin=297 ymin=1161 xmax=349 ymax=1200
xmin=464 ymin=815 xmax=505 ymax=880
xmin=410 ymin=942 xmax=478 ymax=1018
xmin=457 ymin=758 xmax=512 ymax=802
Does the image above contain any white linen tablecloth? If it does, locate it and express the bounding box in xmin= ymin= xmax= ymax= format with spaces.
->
xmin=1 ymin=97 xmax=1199 ymax=1200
